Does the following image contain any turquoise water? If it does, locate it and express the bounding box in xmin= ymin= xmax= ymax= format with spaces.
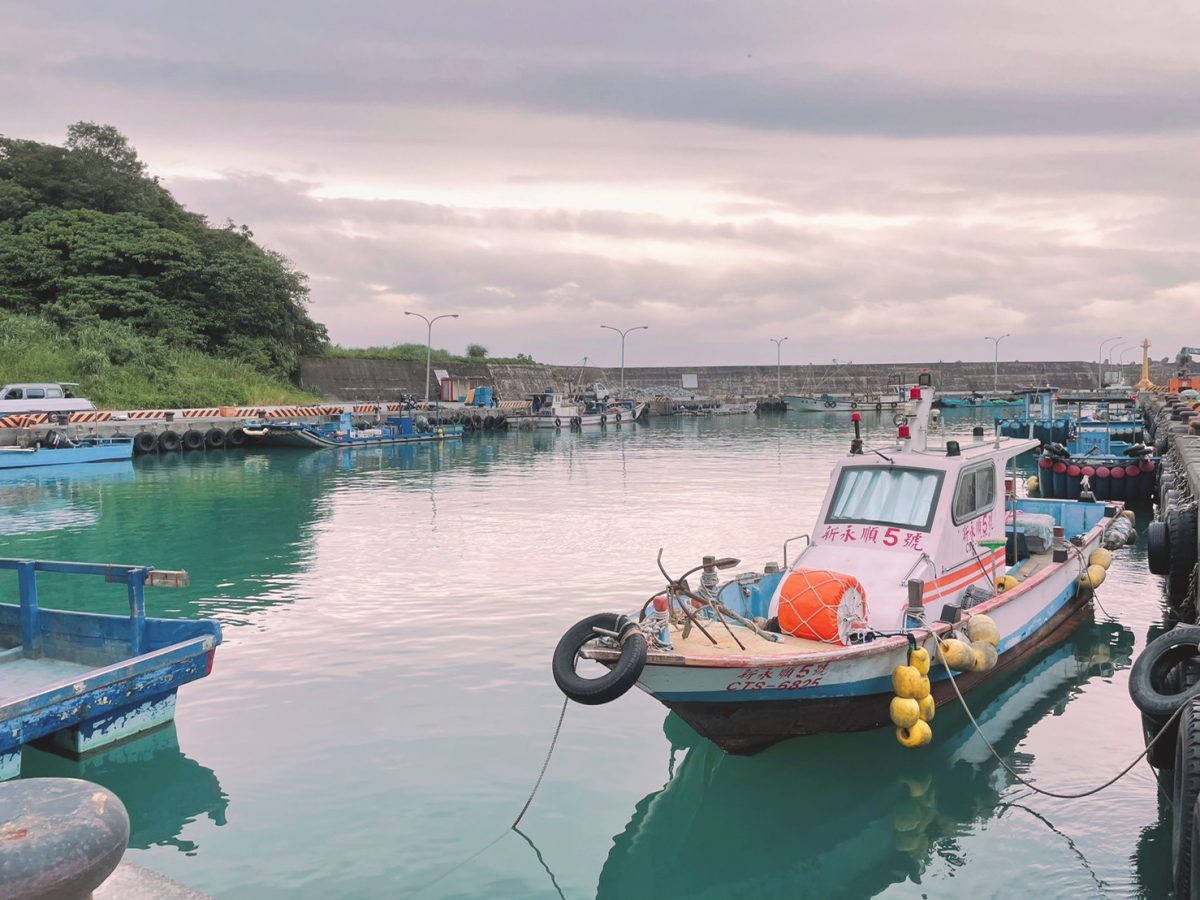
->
xmin=3 ymin=411 xmax=1171 ymax=898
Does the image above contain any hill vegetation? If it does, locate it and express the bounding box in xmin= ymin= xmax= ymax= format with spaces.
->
xmin=0 ymin=122 xmax=326 ymax=405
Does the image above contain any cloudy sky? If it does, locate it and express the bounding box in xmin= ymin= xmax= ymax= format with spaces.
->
xmin=4 ymin=1 xmax=1198 ymax=366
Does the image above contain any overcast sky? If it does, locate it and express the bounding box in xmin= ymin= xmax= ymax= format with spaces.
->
xmin=4 ymin=1 xmax=1198 ymax=366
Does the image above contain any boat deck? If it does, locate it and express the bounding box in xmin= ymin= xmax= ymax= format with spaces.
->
xmin=0 ymin=652 xmax=93 ymax=703
xmin=662 ymin=623 xmax=831 ymax=658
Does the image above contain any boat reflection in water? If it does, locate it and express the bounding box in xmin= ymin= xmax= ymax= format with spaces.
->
xmin=597 ymin=614 xmax=1133 ymax=899
xmin=21 ymin=723 xmax=227 ymax=853
xmin=0 ymin=461 xmax=134 ymax=536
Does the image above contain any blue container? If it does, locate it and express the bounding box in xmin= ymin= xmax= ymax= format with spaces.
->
xmin=474 ymin=386 xmax=493 ymax=407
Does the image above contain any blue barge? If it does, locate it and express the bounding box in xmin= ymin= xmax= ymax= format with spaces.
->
xmin=0 ymin=435 xmax=133 ymax=470
xmin=0 ymin=559 xmax=221 ymax=780
xmin=241 ymin=410 xmax=463 ymax=448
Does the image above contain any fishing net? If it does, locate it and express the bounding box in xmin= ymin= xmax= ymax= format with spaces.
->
xmin=777 ymin=569 xmax=869 ymax=644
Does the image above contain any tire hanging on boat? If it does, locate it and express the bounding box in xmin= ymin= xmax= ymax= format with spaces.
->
xmin=554 ymin=417 xmax=562 ymax=429
xmin=552 ymin=613 xmax=647 ymax=705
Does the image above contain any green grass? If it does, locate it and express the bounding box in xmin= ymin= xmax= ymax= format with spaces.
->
xmin=0 ymin=313 xmax=316 ymax=408
xmin=322 ymin=343 xmax=537 ymax=365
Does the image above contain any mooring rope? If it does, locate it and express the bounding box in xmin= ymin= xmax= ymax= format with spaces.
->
xmin=411 ymin=696 xmax=569 ymax=896
xmin=923 ymin=620 xmax=1182 ymax=800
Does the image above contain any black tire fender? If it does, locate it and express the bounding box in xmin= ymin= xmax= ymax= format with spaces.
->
xmin=1130 ymin=626 xmax=1200 ymax=719
xmin=552 ymin=613 xmax=647 ymax=706
xmin=205 ymin=427 xmax=226 ymax=449
xmin=1174 ymin=697 xmax=1200 ymax=896
xmin=226 ymin=427 xmax=247 ymax=447
xmin=1149 ymin=520 xmax=1172 ymax=576
xmin=554 ymin=417 xmax=562 ymax=428
xmin=157 ymin=430 xmax=181 ymax=452
xmin=1168 ymin=506 xmax=1199 ymax=603
xmin=133 ymin=432 xmax=157 ymax=454
xmin=600 ymin=414 xmax=607 ymax=426
xmin=182 ymin=429 xmax=205 ymax=451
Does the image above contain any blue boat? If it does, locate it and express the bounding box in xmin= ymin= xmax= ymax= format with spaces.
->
xmin=241 ymin=411 xmax=463 ymax=448
xmin=0 ymin=435 xmax=133 ymax=470
xmin=0 ymin=559 xmax=222 ymax=780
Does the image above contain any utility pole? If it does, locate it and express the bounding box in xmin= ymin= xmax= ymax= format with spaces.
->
xmin=404 ymin=311 xmax=459 ymax=403
xmin=600 ymin=324 xmax=648 ymax=396
xmin=984 ymin=334 xmax=1010 ymax=393
xmin=770 ymin=337 xmax=788 ymax=394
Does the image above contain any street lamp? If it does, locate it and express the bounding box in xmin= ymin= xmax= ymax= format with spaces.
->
xmin=1105 ymin=342 xmax=1129 ymax=388
xmin=404 ymin=310 xmax=459 ymax=403
xmin=600 ymin=324 xmax=648 ymax=396
xmin=1097 ymin=336 xmax=1121 ymax=390
xmin=770 ymin=337 xmax=788 ymax=395
xmin=984 ymin=334 xmax=1010 ymax=393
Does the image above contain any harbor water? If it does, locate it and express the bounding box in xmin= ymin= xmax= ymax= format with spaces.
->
xmin=3 ymin=411 xmax=1171 ymax=898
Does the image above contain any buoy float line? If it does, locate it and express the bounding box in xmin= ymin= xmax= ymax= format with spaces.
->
xmin=919 ymin=615 xmax=1184 ymax=800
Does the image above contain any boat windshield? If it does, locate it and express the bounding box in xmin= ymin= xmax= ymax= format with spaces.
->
xmin=827 ymin=466 xmax=943 ymax=532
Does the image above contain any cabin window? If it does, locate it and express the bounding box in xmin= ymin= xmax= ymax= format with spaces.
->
xmin=952 ymin=463 xmax=995 ymax=524
xmin=2 ymin=388 xmax=22 ymax=400
xmin=45 ymin=387 xmax=62 ymax=398
xmin=25 ymin=388 xmax=44 ymax=399
xmin=827 ymin=467 xmax=943 ymax=532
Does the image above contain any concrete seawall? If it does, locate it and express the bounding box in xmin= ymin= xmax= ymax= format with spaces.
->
xmin=298 ymin=357 xmax=1171 ymax=402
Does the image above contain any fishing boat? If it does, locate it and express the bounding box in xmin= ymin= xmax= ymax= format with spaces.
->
xmin=553 ymin=372 xmax=1132 ymax=754
xmin=0 ymin=433 xmax=133 ymax=470
xmin=0 ymin=558 xmax=221 ymax=780
xmin=241 ymin=410 xmax=463 ymax=448
xmin=524 ymin=387 xmax=646 ymax=429
xmin=785 ymin=392 xmax=903 ymax=413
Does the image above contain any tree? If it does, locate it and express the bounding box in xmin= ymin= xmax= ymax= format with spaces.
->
xmin=466 ymin=343 xmax=488 ymax=359
xmin=65 ymin=122 xmax=146 ymax=177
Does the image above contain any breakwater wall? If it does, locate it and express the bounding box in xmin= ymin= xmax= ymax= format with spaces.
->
xmin=298 ymin=357 xmax=1171 ymax=402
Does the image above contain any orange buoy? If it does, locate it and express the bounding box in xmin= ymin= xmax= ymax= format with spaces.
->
xmin=777 ymin=568 xmax=868 ymax=644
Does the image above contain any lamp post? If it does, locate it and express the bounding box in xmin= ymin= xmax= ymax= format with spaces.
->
xmin=600 ymin=324 xmax=648 ymax=396
xmin=1105 ymin=342 xmax=1129 ymax=389
xmin=984 ymin=334 xmax=1010 ymax=393
xmin=770 ymin=337 xmax=788 ymax=395
xmin=404 ymin=311 xmax=459 ymax=403
xmin=1097 ymin=336 xmax=1122 ymax=390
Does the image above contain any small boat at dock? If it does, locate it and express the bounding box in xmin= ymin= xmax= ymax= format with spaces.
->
xmin=521 ymin=387 xmax=647 ymax=429
xmin=241 ymin=410 xmax=463 ymax=448
xmin=0 ymin=433 xmax=133 ymax=470
xmin=0 ymin=558 xmax=221 ymax=780
xmin=554 ymin=372 xmax=1132 ymax=754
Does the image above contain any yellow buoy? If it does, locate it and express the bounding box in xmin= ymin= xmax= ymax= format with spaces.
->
xmin=1121 ymin=509 xmax=1136 ymax=524
xmin=995 ymin=574 xmax=1020 ymax=593
xmin=966 ymin=614 xmax=1000 ymax=648
xmin=890 ymin=696 xmax=921 ymax=729
xmin=909 ymin=647 xmax=931 ymax=676
xmin=918 ymin=693 xmax=936 ymax=722
xmin=892 ymin=665 xmax=924 ymax=699
xmin=938 ymin=638 xmax=976 ymax=672
xmin=1088 ymin=548 xmax=1113 ymax=569
xmin=1079 ymin=564 xmax=1107 ymax=589
xmin=1026 ymin=476 xmax=1040 ymax=496
xmin=896 ymin=720 xmax=933 ymax=748
xmin=915 ymin=675 xmax=931 ymax=700
xmin=972 ymin=640 xmax=998 ymax=672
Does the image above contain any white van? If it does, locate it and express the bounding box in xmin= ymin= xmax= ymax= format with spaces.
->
xmin=0 ymin=383 xmax=96 ymax=414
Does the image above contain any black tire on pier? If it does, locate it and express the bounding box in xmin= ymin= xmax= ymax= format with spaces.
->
xmin=494 ymin=415 xmax=507 ymax=430
xmin=1146 ymin=659 xmax=1200 ymax=769
xmin=226 ymin=427 xmax=246 ymax=447
xmin=205 ymin=427 xmax=226 ymax=449
xmin=157 ymin=430 xmax=181 ymax=452
xmin=1130 ymin=626 xmax=1200 ymax=719
xmin=181 ymin=429 xmax=205 ymax=451
xmin=1168 ymin=506 xmax=1199 ymax=604
xmin=552 ymin=613 xmax=647 ymax=706
xmin=1149 ymin=521 xmax=1172 ymax=576
xmin=1174 ymin=697 xmax=1200 ymax=897
xmin=1157 ymin=435 xmax=1170 ymax=456
xmin=133 ymin=432 xmax=157 ymax=455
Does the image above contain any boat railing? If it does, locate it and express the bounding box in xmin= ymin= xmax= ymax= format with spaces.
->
xmin=898 ymin=551 xmax=936 ymax=586
xmin=783 ymin=534 xmax=810 ymax=567
xmin=0 ymin=558 xmax=189 ymax=658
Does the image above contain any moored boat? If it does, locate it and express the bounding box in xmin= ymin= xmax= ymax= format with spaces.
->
xmin=520 ymin=387 xmax=646 ymax=429
xmin=553 ymin=373 xmax=1131 ymax=754
xmin=241 ymin=410 xmax=462 ymax=448
xmin=0 ymin=558 xmax=221 ymax=779
xmin=0 ymin=433 xmax=133 ymax=470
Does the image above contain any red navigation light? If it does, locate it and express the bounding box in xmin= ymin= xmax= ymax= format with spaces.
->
xmin=851 ymin=412 xmax=861 ymax=422
xmin=909 ymin=387 xmax=921 ymax=399
xmin=898 ymin=425 xmax=911 ymax=438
